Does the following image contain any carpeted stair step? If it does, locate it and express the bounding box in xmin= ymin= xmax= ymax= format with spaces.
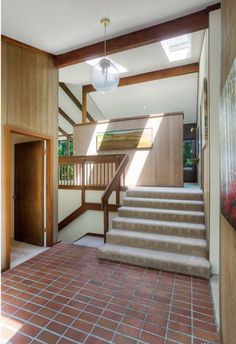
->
xmin=112 ymin=217 xmax=206 ymax=238
xmin=127 ymin=187 xmax=203 ymax=201
xmin=99 ymin=244 xmax=210 ymax=279
xmin=123 ymin=197 xmax=204 ymax=211
xmin=118 ymin=206 xmax=205 ymax=224
xmin=106 ymin=230 xmax=207 ymax=257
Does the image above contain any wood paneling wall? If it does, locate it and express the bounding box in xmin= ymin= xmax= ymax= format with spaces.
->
xmin=74 ymin=113 xmax=183 ymax=187
xmin=1 ymin=39 xmax=58 ymax=269
xmin=220 ymin=0 xmax=236 ymax=343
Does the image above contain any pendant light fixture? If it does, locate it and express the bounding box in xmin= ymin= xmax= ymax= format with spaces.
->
xmin=91 ymin=18 xmax=119 ymax=93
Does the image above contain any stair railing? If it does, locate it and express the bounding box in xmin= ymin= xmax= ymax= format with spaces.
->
xmin=59 ymin=154 xmax=126 ymax=203
xmin=58 ymin=154 xmax=127 ymax=230
xmin=101 ymin=154 xmax=129 ymax=242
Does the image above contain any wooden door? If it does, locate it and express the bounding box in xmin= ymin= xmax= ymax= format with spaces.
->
xmin=14 ymin=141 xmax=44 ymax=246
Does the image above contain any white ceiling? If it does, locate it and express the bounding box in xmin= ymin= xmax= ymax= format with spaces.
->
xmin=90 ymin=73 xmax=198 ymax=123
xmin=2 ymin=0 xmax=218 ymax=54
xmin=2 ymin=0 xmax=212 ymax=133
xmin=59 ymin=31 xmax=204 ymax=85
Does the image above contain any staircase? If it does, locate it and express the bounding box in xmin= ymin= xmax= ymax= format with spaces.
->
xmin=99 ymin=187 xmax=211 ymax=279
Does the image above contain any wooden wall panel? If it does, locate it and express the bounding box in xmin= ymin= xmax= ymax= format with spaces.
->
xmin=1 ymin=40 xmax=58 ymax=269
xmin=220 ymin=1 xmax=236 ymax=343
xmin=74 ymin=113 xmax=183 ymax=187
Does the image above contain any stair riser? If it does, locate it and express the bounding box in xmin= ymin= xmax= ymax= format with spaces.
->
xmin=112 ymin=221 xmax=206 ymax=239
xmin=107 ymin=234 xmax=207 ymax=258
xmin=99 ymin=251 xmax=210 ymax=279
xmin=118 ymin=209 xmax=205 ymax=224
xmin=127 ymin=191 xmax=203 ymax=201
xmin=123 ymin=200 xmax=203 ymax=211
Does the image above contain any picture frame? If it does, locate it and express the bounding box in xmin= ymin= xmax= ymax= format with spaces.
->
xmin=220 ymin=58 xmax=236 ymax=230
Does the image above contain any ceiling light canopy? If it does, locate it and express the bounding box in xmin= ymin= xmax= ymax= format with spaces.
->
xmin=91 ymin=18 xmax=119 ymax=93
xmin=87 ymin=58 xmax=128 ymax=74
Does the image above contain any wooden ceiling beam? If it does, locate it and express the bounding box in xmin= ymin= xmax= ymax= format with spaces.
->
xmin=83 ymin=62 xmax=199 ymax=93
xmin=59 ymin=82 xmax=94 ymax=122
xmin=55 ymin=4 xmax=220 ymax=68
xmin=59 ymin=107 xmax=76 ymax=126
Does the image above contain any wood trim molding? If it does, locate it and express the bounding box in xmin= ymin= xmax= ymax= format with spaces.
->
xmin=205 ymin=3 xmax=221 ymax=13
xmin=55 ymin=7 xmax=216 ymax=68
xmin=5 ymin=125 xmax=53 ymax=140
xmin=59 ymin=126 xmax=69 ymax=137
xmin=58 ymin=202 xmax=120 ymax=231
xmin=4 ymin=125 xmax=54 ymax=270
xmin=75 ymin=111 xmax=184 ymax=127
xmin=1 ymin=35 xmax=56 ymax=58
xmin=59 ymin=82 xmax=94 ymax=122
xmin=83 ymin=63 xmax=199 ymax=93
xmin=59 ymin=108 xmax=76 ymax=126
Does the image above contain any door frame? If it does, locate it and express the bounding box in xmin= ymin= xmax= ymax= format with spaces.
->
xmin=4 ymin=125 xmax=54 ymax=269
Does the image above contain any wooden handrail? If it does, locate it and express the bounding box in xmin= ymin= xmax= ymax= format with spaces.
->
xmin=59 ymin=154 xmax=126 ymax=164
xmin=58 ymin=154 xmax=127 ymax=231
xmin=101 ymin=154 xmax=129 ymax=241
xmin=58 ymin=203 xmax=120 ymax=231
xmin=58 ymin=154 xmax=127 ymax=192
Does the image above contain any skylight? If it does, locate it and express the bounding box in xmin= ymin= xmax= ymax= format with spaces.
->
xmin=161 ymin=34 xmax=191 ymax=62
xmin=86 ymin=58 xmax=128 ymax=74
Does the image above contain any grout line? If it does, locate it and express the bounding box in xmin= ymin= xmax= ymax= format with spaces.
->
xmin=1 ymin=244 xmax=219 ymax=344
xmin=164 ymin=272 xmax=176 ymax=344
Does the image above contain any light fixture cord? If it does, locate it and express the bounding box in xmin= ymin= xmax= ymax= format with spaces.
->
xmin=104 ymin=22 xmax=107 ymax=57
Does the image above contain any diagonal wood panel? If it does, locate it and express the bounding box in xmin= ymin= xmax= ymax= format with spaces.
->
xmin=59 ymin=82 xmax=94 ymax=122
xmin=59 ymin=107 xmax=76 ymax=126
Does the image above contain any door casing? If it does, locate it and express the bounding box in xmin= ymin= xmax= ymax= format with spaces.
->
xmin=4 ymin=125 xmax=53 ymax=269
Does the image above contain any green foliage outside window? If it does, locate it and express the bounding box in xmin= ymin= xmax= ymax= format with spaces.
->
xmin=183 ymin=142 xmax=193 ymax=167
xmin=58 ymin=140 xmax=73 ymax=157
xmin=58 ymin=140 xmax=74 ymax=183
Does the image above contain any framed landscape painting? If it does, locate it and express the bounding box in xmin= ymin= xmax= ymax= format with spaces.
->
xmin=220 ymin=58 xmax=236 ymax=230
xmin=96 ymin=128 xmax=153 ymax=151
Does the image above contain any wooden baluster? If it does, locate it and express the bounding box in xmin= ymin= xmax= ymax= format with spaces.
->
xmin=99 ymin=162 xmax=101 ymax=187
xmin=103 ymin=203 xmax=108 ymax=243
xmin=63 ymin=164 xmax=65 ymax=185
xmin=81 ymin=159 xmax=85 ymax=204
xmin=116 ymin=156 xmax=120 ymax=205
xmin=59 ymin=164 xmax=61 ymax=185
xmin=102 ymin=163 xmax=106 ymax=187
xmin=89 ymin=163 xmax=92 ymax=187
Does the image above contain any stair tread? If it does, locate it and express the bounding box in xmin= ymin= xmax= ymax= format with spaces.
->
xmin=99 ymin=244 xmax=210 ymax=269
xmin=127 ymin=186 xmax=203 ymax=195
xmin=108 ymin=229 xmax=207 ymax=247
xmin=123 ymin=197 xmax=204 ymax=205
xmin=113 ymin=217 xmax=206 ymax=230
xmin=119 ymin=206 xmax=205 ymax=216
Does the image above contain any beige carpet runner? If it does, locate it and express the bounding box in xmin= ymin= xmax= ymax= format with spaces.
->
xmin=99 ymin=187 xmax=210 ymax=279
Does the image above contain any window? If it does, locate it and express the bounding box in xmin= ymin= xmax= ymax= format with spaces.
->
xmin=161 ymin=34 xmax=191 ymax=62
xmin=58 ymin=140 xmax=73 ymax=157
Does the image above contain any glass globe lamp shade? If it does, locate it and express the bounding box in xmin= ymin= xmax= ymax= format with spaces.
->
xmin=91 ymin=58 xmax=119 ymax=93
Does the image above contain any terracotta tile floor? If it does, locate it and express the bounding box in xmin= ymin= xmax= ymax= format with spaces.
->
xmin=1 ymin=243 xmax=220 ymax=344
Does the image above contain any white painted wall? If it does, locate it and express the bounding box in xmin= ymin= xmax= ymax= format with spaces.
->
xmin=209 ymin=9 xmax=221 ymax=275
xmin=197 ymin=31 xmax=208 ymax=187
xmin=197 ymin=11 xmax=221 ymax=275
xmin=58 ymin=190 xmax=126 ymax=243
